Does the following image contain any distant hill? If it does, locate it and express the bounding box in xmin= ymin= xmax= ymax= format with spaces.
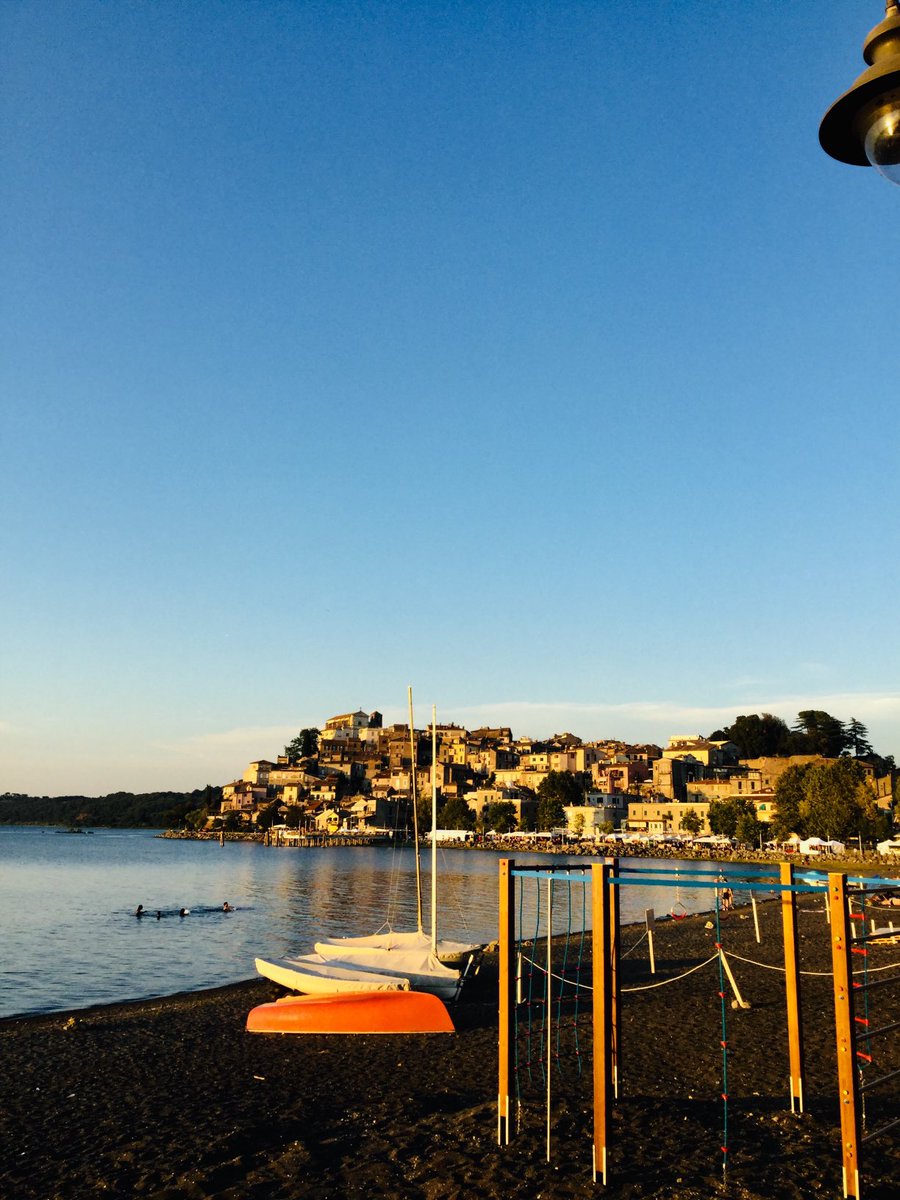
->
xmin=0 ymin=786 xmax=222 ymax=830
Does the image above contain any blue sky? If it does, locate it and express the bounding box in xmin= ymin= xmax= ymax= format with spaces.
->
xmin=2 ymin=1 xmax=898 ymax=795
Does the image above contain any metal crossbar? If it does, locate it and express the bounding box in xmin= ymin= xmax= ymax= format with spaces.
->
xmin=851 ymin=974 xmax=900 ymax=995
xmin=859 ymin=1065 xmax=900 ymax=1094
xmin=861 ymin=1116 xmax=900 ymax=1144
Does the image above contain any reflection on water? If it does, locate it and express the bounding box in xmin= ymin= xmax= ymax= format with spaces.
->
xmin=0 ymin=828 xmax=775 ymax=1018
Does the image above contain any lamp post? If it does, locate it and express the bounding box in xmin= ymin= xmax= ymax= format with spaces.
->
xmin=820 ymin=0 xmax=900 ymax=183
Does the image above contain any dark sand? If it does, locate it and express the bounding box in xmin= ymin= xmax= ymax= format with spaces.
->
xmin=2 ymin=899 xmax=899 ymax=1199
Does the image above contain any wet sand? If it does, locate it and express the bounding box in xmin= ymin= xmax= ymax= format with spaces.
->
xmin=2 ymin=899 xmax=899 ymax=1199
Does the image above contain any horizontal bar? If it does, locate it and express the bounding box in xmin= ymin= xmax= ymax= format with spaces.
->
xmin=859 ymin=1017 xmax=900 ymax=1042
xmin=511 ymin=870 xmax=592 ymax=883
xmin=859 ymin=1066 xmax=900 ymax=1094
xmin=616 ymin=863 xmax=782 ymax=880
xmin=853 ymin=927 xmax=900 ymax=944
xmin=611 ymin=876 xmax=810 ymax=893
xmin=861 ymin=1115 xmax=900 ymax=1143
xmin=852 ymin=974 xmax=900 ymax=995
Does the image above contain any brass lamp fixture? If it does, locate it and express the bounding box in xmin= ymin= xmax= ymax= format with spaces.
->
xmin=820 ymin=0 xmax=900 ymax=183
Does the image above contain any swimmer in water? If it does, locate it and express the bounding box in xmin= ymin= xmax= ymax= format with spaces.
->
xmin=222 ymin=902 xmax=233 ymax=912
xmin=179 ymin=908 xmax=188 ymax=918
xmin=135 ymin=905 xmax=144 ymax=918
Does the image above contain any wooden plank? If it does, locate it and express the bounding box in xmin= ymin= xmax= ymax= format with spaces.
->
xmin=829 ymin=872 xmax=861 ymax=1199
xmin=608 ymin=856 xmax=621 ymax=1099
xmin=498 ymin=858 xmax=516 ymax=1145
xmin=780 ymin=862 xmax=805 ymax=1113
xmin=592 ymin=863 xmax=611 ymax=1185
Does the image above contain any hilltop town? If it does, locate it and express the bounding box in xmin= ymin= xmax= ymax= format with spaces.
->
xmin=216 ymin=708 xmax=898 ymax=845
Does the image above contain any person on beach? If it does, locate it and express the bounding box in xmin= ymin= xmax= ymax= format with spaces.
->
xmin=135 ymin=905 xmax=144 ymax=918
xmin=721 ymin=886 xmax=734 ymax=913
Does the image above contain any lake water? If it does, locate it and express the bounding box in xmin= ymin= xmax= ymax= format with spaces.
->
xmin=0 ymin=827 xmax=764 ymax=1019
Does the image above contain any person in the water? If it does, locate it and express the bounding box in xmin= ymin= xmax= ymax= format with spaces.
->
xmin=222 ymin=902 xmax=233 ymax=912
xmin=135 ymin=905 xmax=144 ymax=918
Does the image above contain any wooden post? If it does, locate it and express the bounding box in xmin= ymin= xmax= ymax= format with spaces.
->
xmin=829 ymin=872 xmax=861 ymax=1200
xmin=780 ymin=863 xmax=805 ymax=1114
xmin=546 ymin=874 xmax=553 ymax=1162
xmin=498 ymin=859 xmax=516 ymax=1146
xmin=645 ymin=908 xmax=656 ymax=975
xmin=608 ymin=857 xmax=621 ymax=1100
xmin=592 ymin=863 xmax=611 ymax=1185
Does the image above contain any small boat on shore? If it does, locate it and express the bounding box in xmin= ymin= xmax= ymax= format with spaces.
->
xmin=246 ymin=989 xmax=455 ymax=1035
xmin=315 ymin=929 xmax=482 ymax=967
xmin=313 ymin=940 xmax=463 ymax=1000
xmin=254 ymin=954 xmax=411 ymax=995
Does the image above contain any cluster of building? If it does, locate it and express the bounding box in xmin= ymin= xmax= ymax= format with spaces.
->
xmin=217 ymin=709 xmax=895 ymax=839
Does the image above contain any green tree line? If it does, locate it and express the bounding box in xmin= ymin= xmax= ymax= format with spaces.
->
xmin=710 ymin=710 xmax=893 ymax=773
xmin=0 ymin=786 xmax=222 ymax=830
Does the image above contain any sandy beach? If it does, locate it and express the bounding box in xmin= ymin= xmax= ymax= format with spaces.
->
xmin=2 ymin=898 xmax=899 ymax=1199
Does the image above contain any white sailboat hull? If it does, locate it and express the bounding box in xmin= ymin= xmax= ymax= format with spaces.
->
xmin=313 ymin=941 xmax=461 ymax=1000
xmin=316 ymin=929 xmax=482 ymax=966
xmin=255 ymin=954 xmax=411 ymax=995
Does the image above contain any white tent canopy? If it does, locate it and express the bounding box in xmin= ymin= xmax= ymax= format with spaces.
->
xmin=798 ymin=837 xmax=845 ymax=855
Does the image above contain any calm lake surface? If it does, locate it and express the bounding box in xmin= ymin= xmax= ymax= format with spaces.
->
xmin=0 ymin=827 xmax=768 ymax=1019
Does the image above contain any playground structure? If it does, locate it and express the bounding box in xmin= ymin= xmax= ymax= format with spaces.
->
xmin=497 ymin=858 xmax=900 ymax=1198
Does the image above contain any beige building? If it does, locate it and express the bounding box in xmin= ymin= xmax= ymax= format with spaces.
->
xmin=626 ymin=799 xmax=712 ymax=835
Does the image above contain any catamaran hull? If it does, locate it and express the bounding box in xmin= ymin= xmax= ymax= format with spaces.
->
xmin=313 ymin=941 xmax=461 ymax=1000
xmin=246 ymin=990 xmax=455 ymax=1035
xmin=316 ymin=930 xmax=482 ymax=966
xmin=255 ymin=955 xmax=410 ymax=995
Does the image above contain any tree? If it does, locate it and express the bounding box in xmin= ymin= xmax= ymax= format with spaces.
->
xmin=772 ymin=764 xmax=811 ymax=839
xmin=183 ymin=806 xmax=209 ymax=832
xmin=707 ymin=796 xmax=757 ymax=839
xmin=791 ymin=710 xmax=848 ymax=758
xmin=437 ymin=796 xmax=475 ymax=830
xmin=846 ymin=718 xmax=873 ymax=758
xmin=715 ymin=713 xmax=792 ymax=759
xmin=482 ymin=801 xmax=518 ymax=834
xmin=283 ymin=805 xmax=302 ymax=829
xmin=680 ymin=808 xmax=703 ymax=836
xmin=284 ymin=728 xmax=319 ymax=764
xmin=735 ymin=810 xmax=762 ymax=847
xmin=802 ymin=758 xmax=873 ymax=842
xmin=255 ymin=800 xmax=283 ymax=831
xmin=535 ymin=771 xmax=582 ymax=831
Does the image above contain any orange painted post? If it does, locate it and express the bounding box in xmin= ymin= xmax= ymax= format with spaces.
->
xmin=592 ymin=863 xmax=611 ymax=1185
xmin=498 ymin=858 xmax=516 ymax=1145
xmin=829 ymin=872 xmax=861 ymax=1200
xmin=780 ymin=863 xmax=805 ymax=1113
xmin=607 ymin=856 xmax=621 ymax=1099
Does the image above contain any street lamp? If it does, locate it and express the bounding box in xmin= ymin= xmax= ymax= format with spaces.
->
xmin=820 ymin=0 xmax=900 ymax=183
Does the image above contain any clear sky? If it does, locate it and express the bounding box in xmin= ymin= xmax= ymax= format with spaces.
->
xmin=2 ymin=1 xmax=898 ymax=796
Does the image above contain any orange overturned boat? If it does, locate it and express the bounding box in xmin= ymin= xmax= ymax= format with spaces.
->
xmin=246 ymin=989 xmax=455 ymax=1035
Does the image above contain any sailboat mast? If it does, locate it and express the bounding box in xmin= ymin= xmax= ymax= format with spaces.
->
xmin=408 ymin=686 xmax=424 ymax=935
xmin=431 ymin=704 xmax=438 ymax=954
